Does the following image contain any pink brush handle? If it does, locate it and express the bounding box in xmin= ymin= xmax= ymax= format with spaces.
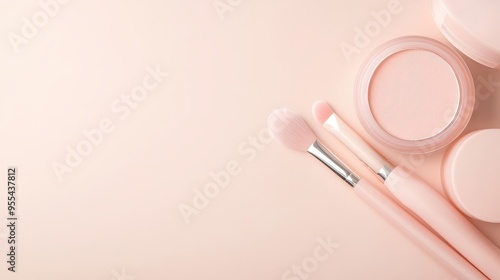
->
xmin=354 ymin=179 xmax=487 ymax=280
xmin=385 ymin=166 xmax=500 ymax=279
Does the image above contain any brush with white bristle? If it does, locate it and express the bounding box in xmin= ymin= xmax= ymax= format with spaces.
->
xmin=312 ymin=100 xmax=393 ymax=180
xmin=267 ymin=108 xmax=487 ymax=280
xmin=311 ymin=100 xmax=500 ymax=279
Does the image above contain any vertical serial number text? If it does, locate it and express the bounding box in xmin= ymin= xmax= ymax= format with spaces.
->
xmin=7 ymin=167 xmax=17 ymax=272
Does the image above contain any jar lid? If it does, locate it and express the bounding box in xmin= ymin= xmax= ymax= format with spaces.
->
xmin=442 ymin=129 xmax=500 ymax=223
xmin=433 ymin=0 xmax=500 ymax=69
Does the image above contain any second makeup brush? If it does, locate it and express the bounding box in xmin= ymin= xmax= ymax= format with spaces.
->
xmin=268 ymin=108 xmax=486 ymax=280
xmin=312 ymin=100 xmax=500 ymax=279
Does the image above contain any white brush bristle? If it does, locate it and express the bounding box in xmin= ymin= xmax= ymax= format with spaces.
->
xmin=268 ymin=108 xmax=317 ymax=152
xmin=312 ymin=100 xmax=334 ymax=124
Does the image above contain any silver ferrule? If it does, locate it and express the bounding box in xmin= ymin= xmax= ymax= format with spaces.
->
xmin=377 ymin=164 xmax=394 ymax=181
xmin=307 ymin=140 xmax=360 ymax=187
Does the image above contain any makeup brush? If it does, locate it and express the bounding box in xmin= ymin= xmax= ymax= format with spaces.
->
xmin=268 ymin=108 xmax=486 ymax=280
xmin=312 ymin=100 xmax=500 ymax=279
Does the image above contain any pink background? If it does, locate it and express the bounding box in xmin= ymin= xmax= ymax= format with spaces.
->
xmin=1 ymin=0 xmax=499 ymax=279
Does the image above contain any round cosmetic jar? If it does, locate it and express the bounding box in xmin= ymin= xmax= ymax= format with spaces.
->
xmin=355 ymin=36 xmax=475 ymax=154
xmin=442 ymin=129 xmax=500 ymax=223
xmin=433 ymin=0 xmax=500 ymax=69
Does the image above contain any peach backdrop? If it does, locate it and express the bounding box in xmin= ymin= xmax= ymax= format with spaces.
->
xmin=0 ymin=0 xmax=499 ymax=279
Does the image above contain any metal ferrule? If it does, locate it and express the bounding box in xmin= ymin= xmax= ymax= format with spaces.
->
xmin=377 ymin=164 xmax=394 ymax=181
xmin=307 ymin=140 xmax=360 ymax=187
